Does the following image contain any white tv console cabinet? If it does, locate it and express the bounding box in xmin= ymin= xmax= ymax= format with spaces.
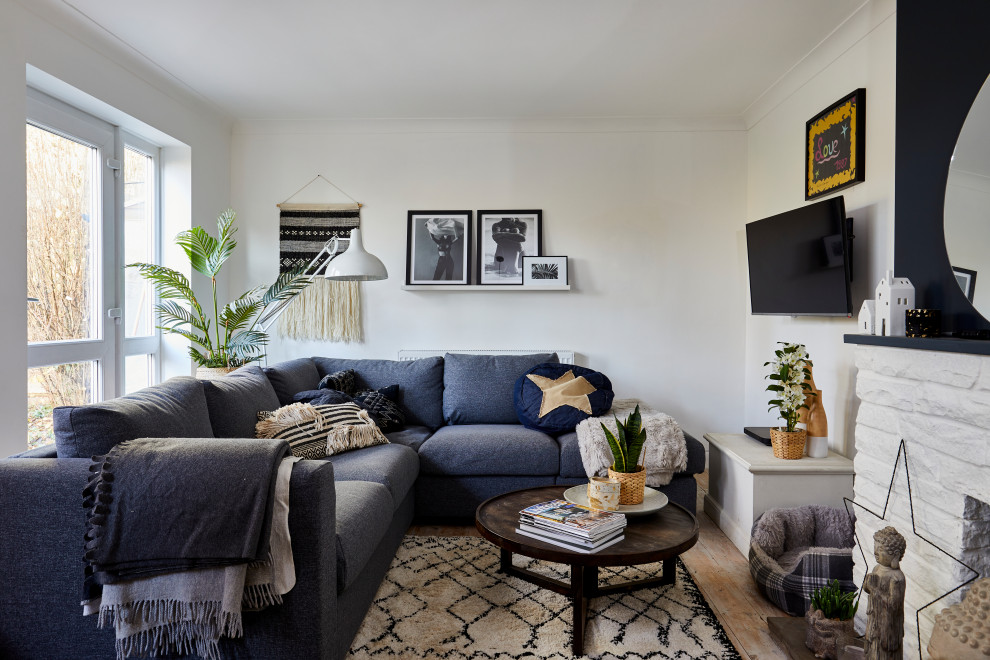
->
xmin=702 ymin=433 xmax=855 ymax=557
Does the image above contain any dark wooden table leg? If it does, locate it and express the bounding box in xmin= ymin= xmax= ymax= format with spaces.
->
xmin=499 ymin=548 xmax=512 ymax=573
xmin=660 ymin=557 xmax=676 ymax=586
xmin=571 ymin=564 xmax=588 ymax=656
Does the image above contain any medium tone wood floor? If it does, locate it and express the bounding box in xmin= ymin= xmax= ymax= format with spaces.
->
xmin=409 ymin=471 xmax=789 ymax=660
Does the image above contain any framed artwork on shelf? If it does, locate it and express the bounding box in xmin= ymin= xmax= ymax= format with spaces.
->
xmin=952 ymin=266 xmax=977 ymax=302
xmin=405 ymin=211 xmax=472 ymax=285
xmin=523 ymin=256 xmax=567 ymax=286
xmin=805 ymin=88 xmax=865 ymax=200
xmin=476 ymin=210 xmax=542 ymax=285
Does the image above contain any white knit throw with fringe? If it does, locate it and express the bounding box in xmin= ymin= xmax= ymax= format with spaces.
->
xmin=576 ymin=399 xmax=688 ymax=486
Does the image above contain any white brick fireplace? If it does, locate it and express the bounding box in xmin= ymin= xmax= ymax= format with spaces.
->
xmin=853 ymin=345 xmax=989 ymax=658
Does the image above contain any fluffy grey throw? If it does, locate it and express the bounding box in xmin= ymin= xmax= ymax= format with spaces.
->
xmin=576 ymin=399 xmax=687 ymax=486
xmin=82 ymin=438 xmax=294 ymax=659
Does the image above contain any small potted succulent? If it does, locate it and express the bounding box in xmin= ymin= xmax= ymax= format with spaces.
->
xmin=805 ymin=579 xmax=860 ymax=659
xmin=764 ymin=342 xmax=816 ymax=459
xmin=603 ymin=405 xmax=648 ymax=505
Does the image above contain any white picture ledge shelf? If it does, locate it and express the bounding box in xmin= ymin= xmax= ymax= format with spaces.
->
xmin=401 ymin=284 xmax=570 ymax=291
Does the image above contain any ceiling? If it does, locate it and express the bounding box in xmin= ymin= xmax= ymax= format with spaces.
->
xmin=46 ymin=0 xmax=867 ymax=121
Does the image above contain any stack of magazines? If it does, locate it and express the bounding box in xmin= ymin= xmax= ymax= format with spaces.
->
xmin=517 ymin=499 xmax=627 ymax=553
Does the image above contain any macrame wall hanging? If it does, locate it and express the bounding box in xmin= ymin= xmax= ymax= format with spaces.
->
xmin=277 ymin=175 xmax=363 ymax=342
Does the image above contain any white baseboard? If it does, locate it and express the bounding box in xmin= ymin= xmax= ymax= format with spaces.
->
xmin=703 ymin=494 xmax=749 ymax=558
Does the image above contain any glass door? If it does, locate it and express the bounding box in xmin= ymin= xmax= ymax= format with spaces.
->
xmin=26 ymin=92 xmax=116 ymax=449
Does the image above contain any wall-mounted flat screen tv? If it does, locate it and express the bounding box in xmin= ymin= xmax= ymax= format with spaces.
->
xmin=746 ymin=195 xmax=853 ymax=316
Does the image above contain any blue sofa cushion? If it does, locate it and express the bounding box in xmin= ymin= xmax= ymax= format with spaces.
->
xmin=555 ymin=431 xmax=586 ymax=478
xmin=418 ymin=424 xmax=559 ymax=476
xmin=385 ymin=425 xmax=433 ymax=452
xmin=263 ymin=357 xmax=321 ymax=405
xmin=53 ymin=377 xmax=213 ymax=458
xmin=201 ymin=365 xmax=281 ymax=438
xmin=313 ymin=357 xmax=444 ymax=429
xmin=327 ymin=444 xmax=419 ymax=512
xmin=514 ymin=363 xmax=614 ymax=434
xmin=442 ymin=352 xmax=558 ymax=425
xmin=334 ymin=480 xmax=393 ymax=591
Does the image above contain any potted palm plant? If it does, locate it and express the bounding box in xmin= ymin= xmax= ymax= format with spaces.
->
xmin=764 ymin=342 xmax=816 ymax=459
xmin=602 ymin=405 xmax=648 ymax=505
xmin=805 ymin=579 xmax=860 ymax=660
xmin=128 ymin=209 xmax=307 ymax=378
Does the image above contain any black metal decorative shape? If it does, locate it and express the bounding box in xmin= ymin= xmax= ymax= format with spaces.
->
xmin=843 ymin=438 xmax=979 ymax=659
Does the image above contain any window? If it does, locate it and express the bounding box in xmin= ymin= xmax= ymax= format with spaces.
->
xmin=26 ymin=90 xmax=160 ymax=449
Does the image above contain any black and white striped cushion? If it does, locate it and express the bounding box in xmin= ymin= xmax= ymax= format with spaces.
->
xmin=256 ymin=402 xmax=388 ymax=459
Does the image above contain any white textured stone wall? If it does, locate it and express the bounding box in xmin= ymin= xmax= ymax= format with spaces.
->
xmin=854 ymin=346 xmax=990 ymax=659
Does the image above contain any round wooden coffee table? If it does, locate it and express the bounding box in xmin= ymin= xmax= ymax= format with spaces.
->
xmin=475 ymin=485 xmax=699 ymax=656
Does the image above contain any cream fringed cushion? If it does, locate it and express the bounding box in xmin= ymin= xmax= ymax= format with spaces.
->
xmin=256 ymin=402 xmax=388 ymax=459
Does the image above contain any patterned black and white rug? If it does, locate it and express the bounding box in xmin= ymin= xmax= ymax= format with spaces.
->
xmin=348 ymin=535 xmax=741 ymax=659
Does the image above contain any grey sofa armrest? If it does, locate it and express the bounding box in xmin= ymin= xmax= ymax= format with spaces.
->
xmin=8 ymin=443 xmax=57 ymax=458
xmin=0 ymin=457 xmax=339 ymax=660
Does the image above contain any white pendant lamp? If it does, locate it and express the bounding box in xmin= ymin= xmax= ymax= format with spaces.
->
xmin=322 ymin=228 xmax=388 ymax=281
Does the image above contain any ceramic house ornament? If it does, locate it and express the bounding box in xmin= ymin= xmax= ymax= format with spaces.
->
xmin=859 ymin=300 xmax=876 ymax=335
xmin=875 ymin=270 xmax=915 ymax=337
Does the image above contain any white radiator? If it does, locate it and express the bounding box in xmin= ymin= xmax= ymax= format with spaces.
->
xmin=398 ymin=349 xmax=574 ymax=365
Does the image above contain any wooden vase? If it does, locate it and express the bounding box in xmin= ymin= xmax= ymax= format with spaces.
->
xmin=607 ymin=465 xmax=646 ymax=505
xmin=798 ymin=364 xmax=828 ymax=456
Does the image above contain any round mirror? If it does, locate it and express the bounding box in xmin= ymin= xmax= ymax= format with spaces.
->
xmin=944 ymin=74 xmax=990 ymax=317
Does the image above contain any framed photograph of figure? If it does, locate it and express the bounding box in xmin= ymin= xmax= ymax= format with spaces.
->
xmin=476 ymin=210 xmax=543 ymax=285
xmin=405 ymin=211 xmax=472 ymax=285
xmin=523 ymin=256 xmax=567 ymax=286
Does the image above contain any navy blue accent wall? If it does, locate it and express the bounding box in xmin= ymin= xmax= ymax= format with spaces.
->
xmin=895 ymin=0 xmax=990 ymax=332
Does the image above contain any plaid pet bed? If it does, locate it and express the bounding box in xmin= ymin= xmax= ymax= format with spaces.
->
xmin=749 ymin=542 xmax=855 ymax=616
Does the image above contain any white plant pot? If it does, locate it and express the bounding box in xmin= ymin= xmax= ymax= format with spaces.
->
xmin=806 ymin=435 xmax=829 ymax=458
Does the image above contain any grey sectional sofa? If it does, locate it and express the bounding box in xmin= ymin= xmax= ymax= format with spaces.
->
xmin=0 ymin=353 xmax=704 ymax=659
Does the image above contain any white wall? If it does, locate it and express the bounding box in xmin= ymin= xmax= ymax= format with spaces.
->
xmin=0 ymin=0 xmax=231 ymax=455
xmin=230 ymin=120 xmax=749 ymax=440
xmin=743 ymin=0 xmax=897 ymax=456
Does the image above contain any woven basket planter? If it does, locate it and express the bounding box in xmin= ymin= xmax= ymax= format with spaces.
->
xmin=196 ymin=366 xmax=239 ymax=380
xmin=607 ymin=465 xmax=647 ymax=505
xmin=770 ymin=427 xmax=807 ymax=460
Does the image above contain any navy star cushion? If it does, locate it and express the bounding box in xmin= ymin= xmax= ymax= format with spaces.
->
xmin=513 ymin=363 xmax=614 ymax=434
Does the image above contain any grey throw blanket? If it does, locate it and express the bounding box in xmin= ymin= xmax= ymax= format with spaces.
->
xmin=89 ymin=455 xmax=300 ymax=660
xmin=82 ymin=437 xmax=292 ymax=658
xmin=83 ymin=437 xmax=290 ymax=590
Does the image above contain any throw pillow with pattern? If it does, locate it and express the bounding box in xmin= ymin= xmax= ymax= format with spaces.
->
xmin=256 ymin=402 xmax=388 ymax=458
xmin=318 ymin=369 xmax=356 ymax=395
xmin=353 ymin=386 xmax=406 ymax=432
xmin=292 ymin=389 xmax=355 ymax=406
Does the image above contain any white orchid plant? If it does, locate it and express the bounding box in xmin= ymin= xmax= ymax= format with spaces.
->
xmin=764 ymin=342 xmax=816 ymax=433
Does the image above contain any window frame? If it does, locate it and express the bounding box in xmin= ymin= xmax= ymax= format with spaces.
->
xmin=26 ymin=89 xmax=163 ymax=416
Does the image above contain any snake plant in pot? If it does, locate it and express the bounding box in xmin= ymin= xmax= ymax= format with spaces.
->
xmin=602 ymin=405 xmax=648 ymax=505
xmin=805 ymin=579 xmax=859 ymax=660
xmin=128 ymin=209 xmax=308 ymax=377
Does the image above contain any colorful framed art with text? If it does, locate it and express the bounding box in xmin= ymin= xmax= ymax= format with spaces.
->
xmin=805 ymin=88 xmax=865 ymax=200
